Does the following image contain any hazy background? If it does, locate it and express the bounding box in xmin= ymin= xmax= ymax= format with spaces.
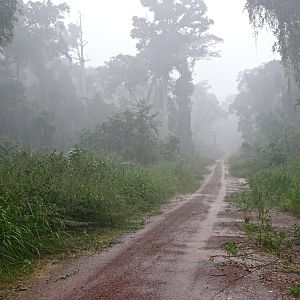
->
xmin=52 ymin=0 xmax=278 ymax=102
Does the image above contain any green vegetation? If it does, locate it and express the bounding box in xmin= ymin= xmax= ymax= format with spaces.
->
xmin=246 ymin=0 xmax=300 ymax=89
xmin=80 ymin=101 xmax=181 ymax=165
xmin=289 ymin=286 xmax=300 ymax=298
xmin=0 ymin=143 xmax=208 ymax=277
xmin=229 ymin=136 xmax=300 ymax=218
xmin=228 ymin=43 xmax=300 ymax=294
xmin=229 ymin=135 xmax=300 ymax=263
xmin=0 ymin=0 xmax=18 ymax=48
xmin=224 ymin=242 xmax=238 ymax=256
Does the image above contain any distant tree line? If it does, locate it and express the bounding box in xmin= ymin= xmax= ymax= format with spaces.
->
xmin=231 ymin=1 xmax=300 ymax=146
xmin=0 ymin=0 xmax=223 ymax=158
xmin=232 ymin=60 xmax=300 ymax=145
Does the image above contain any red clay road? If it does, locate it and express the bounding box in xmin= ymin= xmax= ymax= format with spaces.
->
xmin=14 ymin=162 xmax=285 ymax=300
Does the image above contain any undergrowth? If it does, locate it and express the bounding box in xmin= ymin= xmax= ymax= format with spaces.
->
xmin=0 ymin=146 xmax=209 ymax=277
xmin=229 ymin=138 xmax=300 ymax=218
xmin=228 ymin=137 xmax=300 ymax=297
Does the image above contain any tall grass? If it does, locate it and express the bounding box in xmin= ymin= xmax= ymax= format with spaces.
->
xmin=0 ymin=146 xmax=208 ymax=274
xmin=229 ymin=141 xmax=300 ymax=219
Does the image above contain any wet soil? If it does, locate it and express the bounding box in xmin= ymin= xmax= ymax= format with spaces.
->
xmin=10 ymin=162 xmax=299 ymax=300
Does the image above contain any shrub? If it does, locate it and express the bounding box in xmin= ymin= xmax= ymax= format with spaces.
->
xmin=0 ymin=146 xmax=208 ymax=274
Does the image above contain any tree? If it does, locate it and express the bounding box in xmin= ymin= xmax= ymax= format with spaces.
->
xmin=2 ymin=1 xmax=88 ymax=149
xmin=231 ymin=61 xmax=300 ymax=144
xmin=80 ymin=101 xmax=160 ymax=164
xmin=131 ymin=0 xmax=221 ymax=150
xmin=67 ymin=13 xmax=89 ymax=97
xmin=0 ymin=67 xmax=25 ymax=139
xmin=0 ymin=64 xmax=56 ymax=147
xmin=96 ymin=54 xmax=149 ymax=107
xmin=192 ymin=82 xmax=223 ymax=148
xmin=0 ymin=0 xmax=18 ymax=49
xmin=245 ymin=0 xmax=300 ymax=88
xmin=5 ymin=0 xmax=69 ymax=77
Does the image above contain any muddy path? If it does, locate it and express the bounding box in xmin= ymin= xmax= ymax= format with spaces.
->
xmin=13 ymin=161 xmax=289 ymax=300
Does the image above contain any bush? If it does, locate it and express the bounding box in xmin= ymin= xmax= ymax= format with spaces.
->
xmin=79 ymin=101 xmax=181 ymax=165
xmin=0 ymin=146 xmax=208 ymax=273
xmin=229 ymin=135 xmax=300 ymax=218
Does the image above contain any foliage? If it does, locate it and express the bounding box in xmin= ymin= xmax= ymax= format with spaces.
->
xmin=230 ymin=193 xmax=298 ymax=255
xmin=131 ymin=0 xmax=222 ymax=148
xmin=289 ymin=286 xmax=300 ymax=298
xmin=95 ymin=54 xmax=149 ymax=107
xmin=224 ymin=242 xmax=238 ymax=256
xmin=0 ymin=0 xmax=118 ymax=150
xmin=0 ymin=0 xmax=223 ymax=152
xmin=231 ymin=61 xmax=300 ymax=144
xmin=245 ymin=0 xmax=300 ymax=88
xmin=0 ymin=0 xmax=18 ymax=49
xmin=0 ymin=66 xmax=57 ymax=148
xmin=0 ymin=145 xmax=208 ymax=274
xmin=192 ymin=82 xmax=224 ymax=152
xmin=229 ymin=133 xmax=300 ymax=218
xmin=231 ymin=62 xmax=300 ymax=218
xmin=80 ymin=101 xmax=181 ymax=165
xmin=132 ymin=0 xmax=221 ymax=76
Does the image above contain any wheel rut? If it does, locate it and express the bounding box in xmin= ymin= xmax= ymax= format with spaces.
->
xmin=14 ymin=161 xmax=283 ymax=300
xmin=65 ymin=162 xmax=225 ymax=300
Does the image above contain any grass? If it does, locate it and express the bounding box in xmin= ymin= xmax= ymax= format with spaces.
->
xmin=229 ymin=193 xmax=298 ymax=254
xmin=289 ymin=286 xmax=300 ymax=298
xmin=228 ymin=131 xmax=300 ymax=220
xmin=0 ymin=146 xmax=209 ymax=281
xmin=227 ymin=137 xmax=300 ymax=296
xmin=224 ymin=242 xmax=238 ymax=256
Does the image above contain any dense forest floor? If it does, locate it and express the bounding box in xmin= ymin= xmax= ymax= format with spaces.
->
xmin=5 ymin=161 xmax=299 ymax=300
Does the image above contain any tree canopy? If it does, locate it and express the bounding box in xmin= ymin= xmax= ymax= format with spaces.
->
xmin=246 ymin=0 xmax=300 ymax=87
xmin=0 ymin=0 xmax=18 ymax=49
xmin=231 ymin=60 xmax=300 ymax=144
xmin=131 ymin=0 xmax=221 ymax=150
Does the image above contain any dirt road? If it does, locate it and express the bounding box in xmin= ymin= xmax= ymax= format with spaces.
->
xmin=15 ymin=162 xmax=286 ymax=300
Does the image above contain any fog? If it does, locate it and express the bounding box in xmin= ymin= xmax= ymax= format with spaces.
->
xmin=1 ymin=0 xmax=299 ymax=153
xmin=1 ymin=0 xmax=300 ymax=288
xmin=53 ymin=0 xmax=277 ymax=101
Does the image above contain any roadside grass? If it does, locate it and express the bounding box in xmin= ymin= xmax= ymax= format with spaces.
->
xmin=0 ymin=227 xmax=132 ymax=299
xmin=229 ymin=149 xmax=300 ymax=218
xmin=289 ymin=286 xmax=300 ymax=298
xmin=0 ymin=147 xmax=210 ymax=285
xmin=229 ymin=193 xmax=299 ymax=254
xmin=228 ymin=139 xmax=300 ymax=296
xmin=228 ymin=193 xmax=300 ymax=297
xmin=224 ymin=242 xmax=239 ymax=256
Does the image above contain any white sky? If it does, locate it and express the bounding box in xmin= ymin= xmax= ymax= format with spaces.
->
xmin=54 ymin=0 xmax=278 ymax=102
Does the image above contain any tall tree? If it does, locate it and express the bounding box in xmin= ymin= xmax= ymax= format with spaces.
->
xmin=131 ymin=0 xmax=221 ymax=150
xmin=80 ymin=101 xmax=160 ymax=165
xmin=96 ymin=54 xmax=149 ymax=107
xmin=192 ymin=82 xmax=223 ymax=148
xmin=231 ymin=61 xmax=300 ymax=144
xmin=0 ymin=0 xmax=18 ymax=49
xmin=2 ymin=1 xmax=86 ymax=148
xmin=67 ymin=13 xmax=89 ymax=97
xmin=246 ymin=0 xmax=300 ymax=88
xmin=5 ymin=0 xmax=69 ymax=78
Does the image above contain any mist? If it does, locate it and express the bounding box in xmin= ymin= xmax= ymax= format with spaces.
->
xmin=53 ymin=0 xmax=277 ymax=101
xmin=1 ymin=0 xmax=300 ymax=294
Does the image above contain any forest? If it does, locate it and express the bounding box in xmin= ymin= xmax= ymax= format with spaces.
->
xmin=0 ymin=0 xmax=222 ymax=277
xmin=1 ymin=0 xmax=300 ymax=298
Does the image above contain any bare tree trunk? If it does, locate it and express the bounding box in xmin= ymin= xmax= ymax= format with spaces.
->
xmin=160 ymin=76 xmax=169 ymax=139
xmin=146 ymin=75 xmax=156 ymax=102
xmin=175 ymin=62 xmax=194 ymax=152
xmin=79 ymin=13 xmax=87 ymax=98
